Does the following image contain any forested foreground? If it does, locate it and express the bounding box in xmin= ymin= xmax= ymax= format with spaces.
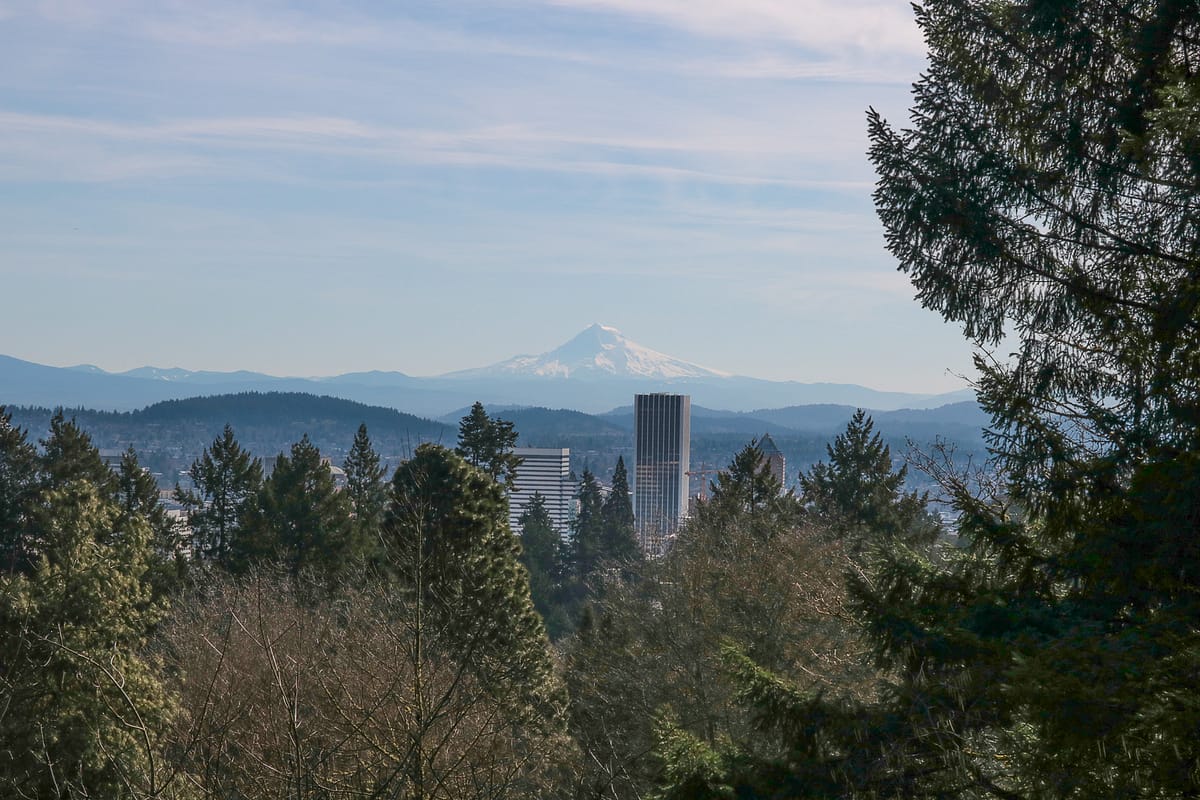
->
xmin=8 ymin=0 xmax=1200 ymax=796
xmin=0 ymin=398 xmax=930 ymax=799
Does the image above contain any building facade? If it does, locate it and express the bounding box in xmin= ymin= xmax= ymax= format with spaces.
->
xmin=758 ymin=433 xmax=786 ymax=490
xmin=508 ymin=447 xmax=575 ymax=538
xmin=634 ymin=393 xmax=691 ymax=555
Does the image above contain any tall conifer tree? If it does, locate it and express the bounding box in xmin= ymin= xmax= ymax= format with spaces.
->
xmin=41 ymin=411 xmax=116 ymax=497
xmin=117 ymin=446 xmax=185 ymax=595
xmin=176 ymin=424 xmax=262 ymax=568
xmin=570 ymin=470 xmax=605 ymax=581
xmin=455 ymin=401 xmax=521 ymax=489
xmin=386 ymin=443 xmax=564 ymax=726
xmin=0 ymin=407 xmax=39 ymax=576
xmin=655 ymin=3 xmax=1200 ymax=796
xmin=599 ymin=456 xmax=639 ymax=565
xmin=517 ymin=492 xmax=570 ymax=638
xmin=343 ymin=422 xmax=387 ymax=555
xmin=799 ymin=411 xmax=935 ymax=551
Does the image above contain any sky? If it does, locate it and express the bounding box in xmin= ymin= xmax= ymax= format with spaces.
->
xmin=0 ymin=0 xmax=979 ymax=393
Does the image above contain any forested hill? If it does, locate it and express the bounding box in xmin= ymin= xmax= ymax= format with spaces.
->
xmin=130 ymin=392 xmax=453 ymax=434
xmin=7 ymin=392 xmax=455 ymax=482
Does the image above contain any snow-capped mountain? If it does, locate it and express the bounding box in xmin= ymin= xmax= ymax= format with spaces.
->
xmin=444 ymin=324 xmax=731 ymax=380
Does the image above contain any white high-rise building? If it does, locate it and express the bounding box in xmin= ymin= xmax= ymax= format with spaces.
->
xmin=634 ymin=393 xmax=691 ymax=555
xmin=508 ymin=447 xmax=575 ymax=537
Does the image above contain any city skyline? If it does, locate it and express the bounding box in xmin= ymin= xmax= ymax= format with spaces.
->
xmin=0 ymin=1 xmax=978 ymax=393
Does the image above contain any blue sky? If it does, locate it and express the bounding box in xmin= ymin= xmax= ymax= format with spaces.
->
xmin=0 ymin=0 xmax=977 ymax=392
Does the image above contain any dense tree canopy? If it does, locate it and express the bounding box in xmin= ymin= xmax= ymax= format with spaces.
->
xmin=0 ymin=425 xmax=171 ymax=799
xmin=844 ymin=0 xmax=1200 ymax=795
xmin=517 ymin=493 xmax=572 ymax=639
xmin=241 ymin=434 xmax=356 ymax=579
xmin=566 ymin=445 xmax=863 ymax=800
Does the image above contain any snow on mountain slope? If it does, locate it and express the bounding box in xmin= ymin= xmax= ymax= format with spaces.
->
xmin=444 ymin=324 xmax=731 ymax=380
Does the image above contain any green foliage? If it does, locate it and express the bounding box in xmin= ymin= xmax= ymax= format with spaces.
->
xmin=41 ymin=410 xmax=117 ymax=496
xmin=566 ymin=444 xmax=864 ymax=800
xmin=599 ymin=455 xmax=640 ymax=565
xmin=455 ymin=401 xmax=521 ymax=489
xmin=812 ymin=0 xmax=1200 ymax=794
xmin=517 ymin=493 xmax=572 ymax=639
xmin=698 ymin=438 xmax=804 ymax=540
xmin=0 ymin=406 xmax=40 ymax=575
xmin=0 ymin=468 xmax=171 ymax=797
xmin=117 ymin=446 xmax=187 ymax=597
xmin=386 ymin=443 xmax=565 ymax=727
xmin=342 ymin=422 xmax=387 ymax=556
xmin=176 ymin=424 xmax=262 ymax=568
xmin=570 ymin=469 xmax=606 ymax=580
xmin=240 ymin=434 xmax=356 ymax=580
xmin=799 ymin=410 xmax=938 ymax=553
xmin=651 ymin=713 xmax=734 ymax=800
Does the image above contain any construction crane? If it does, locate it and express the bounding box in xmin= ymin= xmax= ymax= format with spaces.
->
xmin=685 ymin=463 xmax=719 ymax=502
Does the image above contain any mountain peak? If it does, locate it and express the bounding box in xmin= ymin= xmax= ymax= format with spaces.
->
xmin=444 ymin=325 xmax=731 ymax=380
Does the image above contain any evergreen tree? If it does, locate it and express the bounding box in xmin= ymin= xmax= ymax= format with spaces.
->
xmin=117 ymin=446 xmax=185 ymax=596
xmin=176 ymin=424 xmax=262 ymax=568
xmin=799 ymin=410 xmax=936 ymax=552
xmin=386 ymin=443 xmax=565 ymax=726
xmin=862 ymin=2 xmax=1200 ymax=793
xmin=41 ymin=410 xmax=116 ymax=497
xmin=699 ymin=438 xmax=804 ymax=541
xmin=455 ymin=401 xmax=521 ymax=489
xmin=570 ymin=469 xmax=606 ymax=581
xmin=599 ymin=456 xmax=640 ymax=565
xmin=343 ymin=422 xmax=387 ymax=556
xmin=0 ymin=407 xmax=40 ymax=576
xmin=656 ymin=3 xmax=1200 ymax=797
xmin=242 ymin=434 xmax=355 ymax=579
xmin=0 ymin=449 xmax=171 ymax=797
xmin=517 ymin=492 xmax=570 ymax=638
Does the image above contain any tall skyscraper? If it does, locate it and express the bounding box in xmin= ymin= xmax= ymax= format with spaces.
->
xmin=634 ymin=393 xmax=691 ymax=555
xmin=758 ymin=433 xmax=786 ymax=490
xmin=508 ymin=447 xmax=575 ymax=538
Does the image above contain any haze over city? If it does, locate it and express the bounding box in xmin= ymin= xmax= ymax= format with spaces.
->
xmin=0 ymin=0 xmax=977 ymax=393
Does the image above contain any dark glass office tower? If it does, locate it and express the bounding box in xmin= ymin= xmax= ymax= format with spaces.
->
xmin=634 ymin=393 xmax=691 ymax=555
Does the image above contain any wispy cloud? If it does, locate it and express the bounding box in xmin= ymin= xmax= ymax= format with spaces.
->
xmin=540 ymin=0 xmax=924 ymax=57
xmin=4 ymin=0 xmax=922 ymax=84
xmin=0 ymin=110 xmax=872 ymax=188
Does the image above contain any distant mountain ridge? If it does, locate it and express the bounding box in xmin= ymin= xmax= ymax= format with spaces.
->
xmin=0 ymin=325 xmax=975 ymax=415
